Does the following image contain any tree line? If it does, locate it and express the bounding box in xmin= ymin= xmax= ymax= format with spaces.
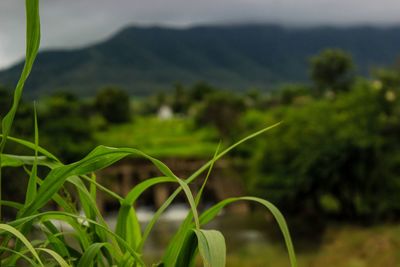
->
xmin=1 ymin=48 xmax=400 ymax=222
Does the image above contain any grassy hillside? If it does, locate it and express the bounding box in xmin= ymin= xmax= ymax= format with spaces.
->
xmin=1 ymin=24 xmax=400 ymax=97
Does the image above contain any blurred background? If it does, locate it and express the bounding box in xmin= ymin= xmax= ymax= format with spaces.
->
xmin=1 ymin=0 xmax=400 ymax=266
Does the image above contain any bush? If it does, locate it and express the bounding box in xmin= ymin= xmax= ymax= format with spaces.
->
xmin=95 ymin=87 xmax=131 ymax=123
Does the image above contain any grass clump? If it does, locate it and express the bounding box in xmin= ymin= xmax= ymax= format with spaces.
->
xmin=0 ymin=0 xmax=297 ymax=266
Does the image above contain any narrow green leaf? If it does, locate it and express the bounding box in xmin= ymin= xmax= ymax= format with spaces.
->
xmin=8 ymin=211 xmax=145 ymax=266
xmin=147 ymin=123 xmax=282 ymax=259
xmin=0 ymin=224 xmax=43 ymax=266
xmin=37 ymin=248 xmax=70 ymax=267
xmin=25 ymin=103 xmax=39 ymax=204
xmin=0 ymin=134 xmax=59 ymax=161
xmin=19 ymin=145 xmax=177 ymax=218
xmin=199 ymin=197 xmax=297 ymax=267
xmin=0 ymin=246 xmax=39 ymax=267
xmin=77 ymin=243 xmax=113 ymax=267
xmin=0 ymin=0 xmax=41 ymax=219
xmin=194 ymin=229 xmax=226 ymax=267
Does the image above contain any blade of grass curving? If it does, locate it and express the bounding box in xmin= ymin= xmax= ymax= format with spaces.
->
xmin=19 ymin=145 xmax=178 ymax=218
xmin=6 ymin=107 xmax=41 ymax=261
xmin=163 ymin=144 xmax=220 ymax=266
xmin=139 ymin=189 xmax=181 ymax=250
xmin=171 ymin=230 xmax=198 ymax=267
xmin=21 ymin=166 xmax=119 ymax=253
xmin=195 ymin=142 xmax=220 ymax=206
xmin=0 ymin=200 xmax=23 ymax=210
xmin=40 ymin=214 xmax=91 ymax=251
xmin=0 ymin=224 xmax=43 ymax=266
xmin=79 ymin=174 xmax=122 ymax=202
xmin=8 ymin=211 xmax=145 ymax=266
xmin=77 ymin=242 xmax=114 ymax=267
xmin=89 ymin=173 xmax=97 ymax=207
xmin=116 ymin=177 xmax=175 ymax=250
xmin=0 ymin=246 xmax=39 ymax=267
xmin=186 ymin=123 xmax=281 ymax=185
xmin=39 ymin=229 xmax=82 ymax=264
xmin=0 ymin=134 xmax=59 ymax=161
xmin=41 ymin=230 xmax=71 ymax=259
xmin=1 ymin=154 xmax=50 ymax=168
xmin=194 ymin=229 xmax=226 ymax=267
xmin=143 ymin=123 xmax=282 ymax=255
xmin=199 ymin=196 xmax=297 ymax=267
xmin=66 ymin=176 xmax=120 ymax=254
xmin=25 ymin=103 xmax=39 ymax=204
xmin=115 ymin=206 xmax=142 ymax=251
xmin=0 ymin=0 xmax=41 ymax=220
xmin=37 ymin=248 xmax=70 ymax=267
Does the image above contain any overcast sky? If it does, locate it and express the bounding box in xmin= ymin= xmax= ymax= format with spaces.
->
xmin=1 ymin=0 xmax=400 ymax=69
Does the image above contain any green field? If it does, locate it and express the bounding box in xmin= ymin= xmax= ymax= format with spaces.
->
xmin=95 ymin=116 xmax=219 ymax=158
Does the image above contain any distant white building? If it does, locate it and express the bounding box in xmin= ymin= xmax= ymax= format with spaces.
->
xmin=158 ymin=105 xmax=173 ymax=120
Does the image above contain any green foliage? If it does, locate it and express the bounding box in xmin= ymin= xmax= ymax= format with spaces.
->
xmin=243 ymin=79 xmax=400 ymax=220
xmin=310 ymin=48 xmax=354 ymax=94
xmin=0 ymin=86 xmax=12 ymax=118
xmin=95 ymin=87 xmax=131 ymax=123
xmin=195 ymin=91 xmax=246 ymax=137
xmin=39 ymin=93 xmax=95 ymax=162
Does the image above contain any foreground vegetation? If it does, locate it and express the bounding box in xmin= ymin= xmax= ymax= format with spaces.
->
xmin=0 ymin=0 xmax=296 ymax=266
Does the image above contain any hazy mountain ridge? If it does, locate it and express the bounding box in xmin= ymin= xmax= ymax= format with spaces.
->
xmin=1 ymin=24 xmax=400 ymax=97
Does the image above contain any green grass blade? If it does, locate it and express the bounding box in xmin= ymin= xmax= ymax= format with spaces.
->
xmin=161 ymin=124 xmax=282 ymax=265
xmin=115 ymin=206 xmax=142 ymax=251
xmin=0 ymin=200 xmax=24 ymax=210
xmin=139 ymin=189 xmax=181 ymax=250
xmin=186 ymin=123 xmax=281 ymax=185
xmin=19 ymin=145 xmax=178 ymax=218
xmin=25 ymin=103 xmax=39 ymax=204
xmin=199 ymin=196 xmax=297 ymax=267
xmin=0 ymin=154 xmax=50 ymax=168
xmin=0 ymin=134 xmax=60 ymax=161
xmin=0 ymin=246 xmax=39 ymax=267
xmin=0 ymin=0 xmax=41 ymax=220
xmin=77 ymin=243 xmax=113 ymax=267
xmin=194 ymin=229 xmax=226 ymax=267
xmin=116 ymin=177 xmax=175 ymax=250
xmin=8 ymin=211 xmax=145 ymax=266
xmin=37 ymin=248 xmax=70 ymax=267
xmin=0 ymin=224 xmax=43 ymax=266
xmin=195 ymin=142 xmax=220 ymax=206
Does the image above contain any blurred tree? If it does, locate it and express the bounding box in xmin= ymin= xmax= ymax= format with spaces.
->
xmin=278 ymin=84 xmax=311 ymax=105
xmin=195 ymin=91 xmax=245 ymax=137
xmin=310 ymin=49 xmax=355 ymax=94
xmin=241 ymin=80 xmax=400 ymax=221
xmin=171 ymin=83 xmax=189 ymax=114
xmin=372 ymin=67 xmax=400 ymax=115
xmin=189 ymin=81 xmax=215 ymax=102
xmin=95 ymin=87 xmax=131 ymax=123
xmin=40 ymin=92 xmax=95 ymax=162
xmin=0 ymin=85 xmax=11 ymax=118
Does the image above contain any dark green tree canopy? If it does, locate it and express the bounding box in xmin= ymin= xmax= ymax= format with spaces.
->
xmin=310 ymin=48 xmax=355 ymax=94
xmin=95 ymin=87 xmax=131 ymax=123
xmin=0 ymin=85 xmax=11 ymax=118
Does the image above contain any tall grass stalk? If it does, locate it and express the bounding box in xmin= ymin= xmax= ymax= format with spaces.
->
xmin=0 ymin=0 xmax=297 ymax=266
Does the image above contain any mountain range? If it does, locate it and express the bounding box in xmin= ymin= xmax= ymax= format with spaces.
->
xmin=1 ymin=24 xmax=400 ymax=97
